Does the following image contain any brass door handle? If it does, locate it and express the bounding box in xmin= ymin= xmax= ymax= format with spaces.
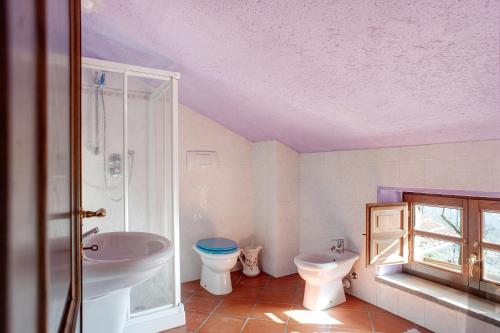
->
xmin=81 ymin=208 xmax=107 ymax=219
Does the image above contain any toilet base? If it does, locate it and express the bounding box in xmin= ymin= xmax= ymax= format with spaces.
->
xmin=200 ymin=265 xmax=232 ymax=295
xmin=303 ymin=280 xmax=345 ymax=311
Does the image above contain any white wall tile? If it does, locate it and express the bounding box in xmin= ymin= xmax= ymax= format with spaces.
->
xmin=254 ymin=140 xmax=300 ymax=277
xmin=375 ymin=284 xmax=399 ymax=314
xmin=455 ymin=313 xmax=499 ymax=333
xmin=398 ymin=291 xmax=425 ymax=326
xmin=424 ymin=300 xmax=460 ymax=333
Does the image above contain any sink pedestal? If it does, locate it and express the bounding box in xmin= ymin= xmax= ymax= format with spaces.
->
xmin=83 ymin=288 xmax=130 ymax=333
xmin=303 ymin=280 xmax=345 ymax=311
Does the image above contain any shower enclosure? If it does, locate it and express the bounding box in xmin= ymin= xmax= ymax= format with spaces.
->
xmin=81 ymin=58 xmax=182 ymax=332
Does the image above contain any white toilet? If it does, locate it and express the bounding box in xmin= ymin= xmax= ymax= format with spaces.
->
xmin=193 ymin=237 xmax=240 ymax=295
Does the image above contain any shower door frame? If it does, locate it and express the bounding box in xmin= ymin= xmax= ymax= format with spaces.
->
xmin=81 ymin=57 xmax=183 ymax=331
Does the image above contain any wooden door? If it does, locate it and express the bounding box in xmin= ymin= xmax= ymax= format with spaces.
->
xmin=0 ymin=0 xmax=81 ymax=332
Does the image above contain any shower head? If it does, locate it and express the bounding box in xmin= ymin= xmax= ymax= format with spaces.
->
xmin=93 ymin=71 xmax=106 ymax=88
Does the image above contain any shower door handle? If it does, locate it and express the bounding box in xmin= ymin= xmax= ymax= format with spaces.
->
xmin=81 ymin=208 xmax=107 ymax=219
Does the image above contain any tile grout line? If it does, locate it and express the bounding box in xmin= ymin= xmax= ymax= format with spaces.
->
xmin=284 ymin=286 xmax=298 ymax=333
xmin=367 ymin=311 xmax=376 ymax=333
xmin=239 ymin=301 xmax=258 ymax=333
xmin=194 ymin=296 xmax=224 ymax=333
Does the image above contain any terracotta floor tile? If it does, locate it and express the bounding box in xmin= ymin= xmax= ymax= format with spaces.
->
xmin=267 ymin=276 xmax=300 ymax=290
xmin=241 ymin=319 xmax=286 ymax=333
xmin=214 ymin=299 xmax=255 ymax=317
xmin=325 ymin=309 xmax=372 ymax=331
xmin=371 ymin=312 xmax=432 ymax=333
xmin=268 ymin=273 xmax=301 ymax=283
xmin=184 ymin=295 xmax=221 ymax=313
xmin=231 ymin=271 xmax=243 ymax=285
xmin=181 ymin=290 xmax=195 ymax=302
xmin=162 ymin=311 xmax=208 ymax=333
xmin=177 ymin=272 xmax=427 ymax=333
xmin=193 ymin=288 xmax=226 ymax=300
xmin=182 ymin=280 xmax=202 ymax=293
xmin=286 ymin=323 xmax=333 ymax=333
xmin=185 ymin=311 xmax=209 ymax=331
xmin=292 ymin=289 xmax=305 ymax=305
xmin=287 ymin=307 xmax=348 ymax=328
xmin=249 ymin=302 xmax=291 ymax=322
xmin=335 ymin=294 xmax=385 ymax=313
xmin=161 ymin=327 xmax=188 ymax=333
xmin=258 ymin=288 xmax=296 ymax=304
xmin=226 ymin=285 xmax=262 ymax=301
xmin=239 ymin=272 xmax=271 ymax=288
xmin=199 ymin=314 xmax=245 ymax=333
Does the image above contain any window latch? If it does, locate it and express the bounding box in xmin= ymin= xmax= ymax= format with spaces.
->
xmin=468 ymin=253 xmax=482 ymax=278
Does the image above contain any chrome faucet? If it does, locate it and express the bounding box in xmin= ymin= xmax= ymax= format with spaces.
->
xmin=331 ymin=239 xmax=344 ymax=253
xmin=83 ymin=226 xmax=99 ymax=240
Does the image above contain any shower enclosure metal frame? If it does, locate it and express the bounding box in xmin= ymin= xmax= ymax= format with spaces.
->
xmin=81 ymin=57 xmax=183 ymax=332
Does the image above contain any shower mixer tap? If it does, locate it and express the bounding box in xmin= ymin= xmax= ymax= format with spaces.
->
xmin=108 ymin=153 xmax=123 ymax=178
xmin=108 ymin=150 xmax=136 ymax=179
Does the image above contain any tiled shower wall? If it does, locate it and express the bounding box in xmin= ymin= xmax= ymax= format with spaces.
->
xmin=299 ymin=140 xmax=500 ymax=333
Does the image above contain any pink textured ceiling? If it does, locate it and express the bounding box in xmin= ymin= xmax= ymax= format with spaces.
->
xmin=82 ymin=1 xmax=500 ymax=152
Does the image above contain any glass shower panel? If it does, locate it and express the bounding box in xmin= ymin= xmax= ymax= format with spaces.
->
xmin=126 ymin=74 xmax=175 ymax=314
xmin=81 ymin=68 xmax=125 ymax=234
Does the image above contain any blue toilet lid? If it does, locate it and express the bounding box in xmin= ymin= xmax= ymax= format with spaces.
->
xmin=196 ymin=238 xmax=238 ymax=254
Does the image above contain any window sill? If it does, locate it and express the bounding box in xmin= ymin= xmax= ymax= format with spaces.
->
xmin=375 ymin=273 xmax=500 ymax=327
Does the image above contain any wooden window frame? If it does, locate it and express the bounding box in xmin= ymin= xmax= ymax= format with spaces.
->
xmin=403 ymin=193 xmax=468 ymax=289
xmin=403 ymin=192 xmax=500 ymax=302
xmin=468 ymin=199 xmax=500 ymax=299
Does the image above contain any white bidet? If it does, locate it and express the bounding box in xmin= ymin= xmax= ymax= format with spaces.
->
xmin=294 ymin=250 xmax=359 ymax=311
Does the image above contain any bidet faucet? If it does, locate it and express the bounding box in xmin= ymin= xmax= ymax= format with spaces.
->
xmin=83 ymin=226 xmax=99 ymax=240
xmin=331 ymin=239 xmax=344 ymax=253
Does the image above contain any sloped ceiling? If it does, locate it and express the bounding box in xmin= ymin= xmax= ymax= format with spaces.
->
xmin=82 ymin=0 xmax=500 ymax=152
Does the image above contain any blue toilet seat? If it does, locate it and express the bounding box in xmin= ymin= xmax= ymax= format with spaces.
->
xmin=196 ymin=238 xmax=238 ymax=254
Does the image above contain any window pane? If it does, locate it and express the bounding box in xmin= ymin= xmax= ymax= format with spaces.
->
xmin=482 ymin=211 xmax=500 ymax=245
xmin=414 ymin=204 xmax=462 ymax=237
xmin=482 ymin=248 xmax=500 ymax=283
xmin=414 ymin=235 xmax=462 ymax=272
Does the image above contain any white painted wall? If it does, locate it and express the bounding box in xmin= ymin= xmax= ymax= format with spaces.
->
xmin=299 ymin=140 xmax=500 ymax=333
xmin=253 ymin=141 xmax=300 ymax=277
xmin=179 ymin=105 xmax=254 ymax=282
